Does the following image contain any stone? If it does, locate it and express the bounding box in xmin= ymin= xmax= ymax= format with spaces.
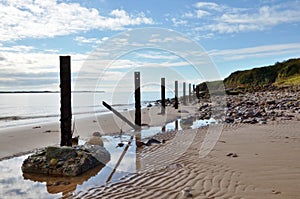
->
xmin=92 ymin=132 xmax=102 ymax=137
xmin=226 ymin=152 xmax=238 ymax=157
xmin=182 ymin=188 xmax=193 ymax=198
xmin=46 ymin=146 xmax=77 ymax=162
xmin=82 ymin=144 xmax=111 ymax=165
xmin=86 ymin=136 xmax=104 ymax=146
xmin=22 ymin=145 xmax=110 ymax=177
xmin=145 ymin=138 xmax=161 ymax=146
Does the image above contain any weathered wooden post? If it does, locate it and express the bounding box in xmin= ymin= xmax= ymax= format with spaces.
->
xmin=161 ymin=77 xmax=166 ymax=115
xmin=60 ymin=56 xmax=72 ymax=146
xmin=134 ymin=72 xmax=141 ymax=126
xmin=183 ymin=82 xmax=186 ymax=105
xmin=189 ymin=83 xmax=192 ymax=103
xmin=174 ymin=80 xmax=178 ymax=109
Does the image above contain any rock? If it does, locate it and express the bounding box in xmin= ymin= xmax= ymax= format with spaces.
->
xmin=226 ymin=152 xmax=238 ymax=157
xmin=92 ymin=132 xmax=102 ymax=137
xmin=136 ymin=141 xmax=145 ymax=147
xmin=182 ymin=188 xmax=193 ymax=198
xmin=82 ymin=144 xmax=111 ymax=164
xmin=117 ymin=142 xmax=124 ymax=147
xmin=242 ymin=118 xmax=258 ymax=124
xmin=226 ymin=152 xmax=233 ymax=157
xmin=86 ymin=136 xmax=104 ymax=146
xmin=22 ymin=145 xmax=110 ymax=177
xmin=232 ymin=153 xmax=238 ymax=157
xmin=259 ymin=120 xmax=267 ymax=125
xmin=266 ymin=100 xmax=276 ymax=105
xmin=181 ymin=116 xmax=194 ymax=126
xmin=46 ymin=146 xmax=77 ymax=162
xmin=145 ymin=138 xmax=161 ymax=146
xmin=225 ymin=117 xmax=234 ymax=123
xmin=147 ymin=103 xmax=152 ymax=107
xmin=49 ymin=158 xmax=58 ymax=167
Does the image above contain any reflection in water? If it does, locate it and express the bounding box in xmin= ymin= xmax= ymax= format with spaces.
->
xmin=23 ymin=164 xmax=105 ymax=197
xmin=0 ymin=117 xmax=215 ymax=198
xmin=0 ymin=155 xmax=60 ymax=199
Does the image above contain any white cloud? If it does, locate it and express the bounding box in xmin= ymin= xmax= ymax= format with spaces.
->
xmin=183 ymin=1 xmax=300 ymax=34
xmin=208 ymin=3 xmax=300 ymax=33
xmin=74 ymin=36 xmax=108 ymax=45
xmin=209 ymin=43 xmax=300 ymax=61
xmin=171 ymin=18 xmax=188 ymax=27
xmin=196 ymin=10 xmax=210 ymax=18
xmin=135 ymin=52 xmax=178 ymax=60
xmin=0 ymin=1 xmax=153 ymax=41
xmin=194 ymin=2 xmax=223 ymax=11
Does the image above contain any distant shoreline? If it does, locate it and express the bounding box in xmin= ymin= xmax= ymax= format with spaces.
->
xmin=0 ymin=91 xmax=105 ymax=94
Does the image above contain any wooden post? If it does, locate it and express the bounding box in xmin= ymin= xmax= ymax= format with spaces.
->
xmin=134 ymin=72 xmax=141 ymax=126
xmin=60 ymin=56 xmax=72 ymax=147
xmin=193 ymin=84 xmax=195 ymax=92
xmin=183 ymin=82 xmax=186 ymax=105
xmin=162 ymin=125 xmax=166 ymax=132
xmin=174 ymin=80 xmax=178 ymax=109
xmin=161 ymin=77 xmax=166 ymax=115
xmin=189 ymin=83 xmax=192 ymax=103
xmin=103 ymin=101 xmax=140 ymax=130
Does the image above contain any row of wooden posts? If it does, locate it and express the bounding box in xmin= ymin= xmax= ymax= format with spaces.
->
xmin=59 ymin=56 xmax=196 ymax=146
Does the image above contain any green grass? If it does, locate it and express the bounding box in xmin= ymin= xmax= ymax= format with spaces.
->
xmin=274 ymin=75 xmax=300 ymax=86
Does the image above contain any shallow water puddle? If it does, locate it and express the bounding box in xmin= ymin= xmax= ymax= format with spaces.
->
xmin=0 ymin=118 xmax=215 ymax=198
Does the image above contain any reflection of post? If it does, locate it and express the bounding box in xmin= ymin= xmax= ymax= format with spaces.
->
xmin=135 ymin=131 xmax=141 ymax=171
xmin=189 ymin=83 xmax=192 ymax=103
xmin=174 ymin=80 xmax=178 ymax=109
xmin=183 ymin=82 xmax=186 ymax=105
xmin=135 ymin=72 xmax=141 ymax=126
xmin=107 ymin=135 xmax=134 ymax=183
xmin=175 ymin=120 xmax=179 ymax=131
xmin=161 ymin=77 xmax=165 ymax=115
xmin=60 ymin=56 xmax=72 ymax=147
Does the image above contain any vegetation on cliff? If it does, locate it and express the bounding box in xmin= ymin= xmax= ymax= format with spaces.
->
xmin=196 ymin=58 xmax=300 ymax=94
xmin=223 ymin=58 xmax=300 ymax=88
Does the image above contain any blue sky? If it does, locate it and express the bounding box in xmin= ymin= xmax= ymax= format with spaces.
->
xmin=0 ymin=0 xmax=300 ymax=91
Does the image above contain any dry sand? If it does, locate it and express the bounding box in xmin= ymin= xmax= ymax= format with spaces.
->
xmin=73 ymin=121 xmax=300 ymax=199
xmin=0 ymin=104 xmax=299 ymax=198
xmin=0 ymin=105 xmax=193 ymax=160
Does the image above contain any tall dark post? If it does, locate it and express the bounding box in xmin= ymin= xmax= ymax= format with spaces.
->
xmin=60 ymin=56 xmax=72 ymax=146
xmin=183 ymin=82 xmax=186 ymax=105
xmin=189 ymin=83 xmax=192 ymax=103
xmin=193 ymin=84 xmax=195 ymax=92
xmin=174 ymin=80 xmax=178 ymax=109
xmin=134 ymin=72 xmax=141 ymax=126
xmin=161 ymin=77 xmax=166 ymax=115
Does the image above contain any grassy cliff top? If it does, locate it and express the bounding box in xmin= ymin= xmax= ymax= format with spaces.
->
xmin=223 ymin=58 xmax=300 ymax=89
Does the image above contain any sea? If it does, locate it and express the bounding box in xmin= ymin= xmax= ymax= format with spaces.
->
xmin=0 ymin=91 xmax=177 ymax=130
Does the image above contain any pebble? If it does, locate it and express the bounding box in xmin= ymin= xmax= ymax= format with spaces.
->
xmin=197 ymin=87 xmax=300 ymax=124
xmin=182 ymin=188 xmax=193 ymax=198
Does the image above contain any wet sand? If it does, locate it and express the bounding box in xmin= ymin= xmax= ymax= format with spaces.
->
xmin=73 ymin=121 xmax=300 ymax=199
xmin=0 ymin=101 xmax=299 ymax=198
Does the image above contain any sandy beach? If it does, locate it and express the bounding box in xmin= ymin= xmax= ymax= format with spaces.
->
xmin=0 ymin=92 xmax=299 ymax=198
xmin=73 ymin=121 xmax=300 ymax=199
xmin=0 ymin=105 xmax=192 ymax=160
